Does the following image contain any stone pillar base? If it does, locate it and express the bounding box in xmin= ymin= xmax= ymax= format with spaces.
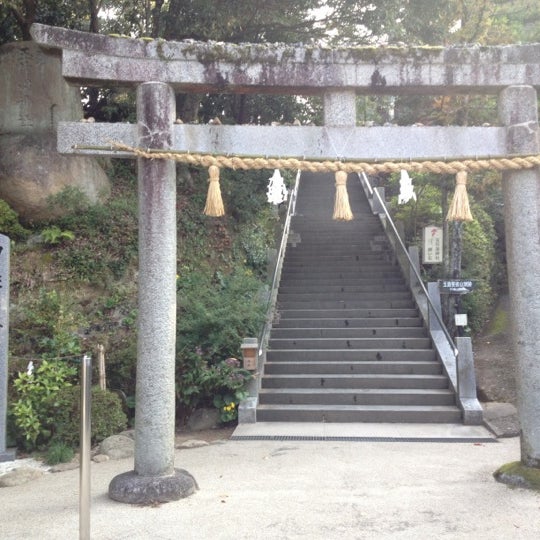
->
xmin=0 ymin=449 xmax=16 ymax=463
xmin=109 ymin=468 xmax=198 ymax=505
xmin=494 ymin=461 xmax=540 ymax=491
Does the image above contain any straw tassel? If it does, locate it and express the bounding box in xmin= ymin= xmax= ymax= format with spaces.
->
xmin=446 ymin=170 xmax=473 ymax=221
xmin=203 ymin=165 xmax=225 ymax=217
xmin=333 ymin=171 xmax=354 ymax=221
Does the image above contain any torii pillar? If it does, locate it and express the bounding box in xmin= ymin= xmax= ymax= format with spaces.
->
xmin=499 ymin=85 xmax=540 ymax=469
xmin=108 ymin=82 xmax=197 ymax=503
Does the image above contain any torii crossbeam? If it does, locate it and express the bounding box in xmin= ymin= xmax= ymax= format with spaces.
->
xmin=30 ymin=23 xmax=540 ymax=503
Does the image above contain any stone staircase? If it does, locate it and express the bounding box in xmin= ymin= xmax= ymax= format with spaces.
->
xmin=257 ymin=172 xmax=461 ymax=423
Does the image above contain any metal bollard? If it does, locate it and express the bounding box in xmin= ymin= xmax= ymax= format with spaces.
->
xmin=80 ymin=354 xmax=92 ymax=540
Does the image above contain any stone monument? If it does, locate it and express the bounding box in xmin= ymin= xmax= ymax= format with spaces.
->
xmin=0 ymin=42 xmax=110 ymax=222
xmin=1 ymin=234 xmax=16 ymax=462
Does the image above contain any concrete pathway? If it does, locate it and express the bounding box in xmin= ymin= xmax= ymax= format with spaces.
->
xmin=1 ymin=427 xmax=539 ymax=539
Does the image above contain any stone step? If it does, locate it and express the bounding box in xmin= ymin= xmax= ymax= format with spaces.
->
xmin=280 ymin=268 xmax=402 ymax=277
xmin=269 ymin=327 xmax=427 ymax=339
xmin=273 ymin=317 xmax=424 ymax=328
xmin=258 ymin=388 xmax=456 ymax=406
xmin=278 ymin=284 xmax=408 ymax=293
xmin=278 ymin=278 xmax=406 ymax=288
xmin=282 ymin=258 xmax=396 ymax=267
xmin=277 ymin=291 xmax=412 ymax=301
xmin=256 ymin=404 xmax=462 ymax=423
xmin=282 ymin=258 xmax=393 ymax=266
xmin=277 ymin=300 xmax=415 ymax=311
xmin=276 ymin=308 xmax=419 ymax=319
xmin=264 ymin=360 xmax=442 ymax=376
xmin=266 ymin=349 xmax=437 ymax=362
xmin=261 ymin=373 xmax=448 ymax=390
xmin=291 ymin=219 xmax=380 ymax=228
xmin=284 ymin=249 xmax=391 ymax=258
xmin=268 ymin=337 xmax=432 ymax=350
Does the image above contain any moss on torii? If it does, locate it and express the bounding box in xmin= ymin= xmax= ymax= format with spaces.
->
xmin=494 ymin=461 xmax=540 ymax=492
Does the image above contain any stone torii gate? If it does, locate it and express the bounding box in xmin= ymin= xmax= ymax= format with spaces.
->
xmin=30 ymin=24 xmax=540 ymax=502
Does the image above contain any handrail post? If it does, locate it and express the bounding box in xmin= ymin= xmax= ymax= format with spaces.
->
xmin=408 ymin=246 xmax=420 ymax=290
xmin=456 ymin=337 xmax=483 ymax=425
xmin=79 ymin=354 xmax=92 ymax=540
xmin=427 ymin=282 xmax=444 ymax=333
xmin=373 ymin=186 xmax=385 ymax=214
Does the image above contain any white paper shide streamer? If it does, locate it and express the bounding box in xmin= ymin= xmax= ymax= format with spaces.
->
xmin=398 ymin=170 xmax=417 ymax=204
xmin=267 ymin=169 xmax=288 ymax=205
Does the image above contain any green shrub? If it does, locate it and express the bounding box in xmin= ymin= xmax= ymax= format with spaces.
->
xmin=52 ymin=386 xmax=128 ymax=447
xmin=461 ymin=204 xmax=497 ymax=332
xmin=176 ymin=269 xmax=265 ymax=361
xmin=46 ymin=186 xmax=91 ymax=217
xmin=18 ymin=288 xmax=83 ymax=359
xmin=11 ymin=359 xmax=78 ymax=450
xmin=176 ymin=355 xmax=252 ymax=425
xmin=0 ymin=199 xmax=30 ymax=240
xmin=41 ymin=226 xmax=75 ymax=245
xmin=45 ymin=442 xmax=74 ymax=465
xmin=239 ymin=223 xmax=272 ymax=275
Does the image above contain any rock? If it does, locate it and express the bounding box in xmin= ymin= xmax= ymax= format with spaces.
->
xmin=0 ymin=467 xmax=44 ymax=487
xmin=0 ymin=134 xmax=110 ymax=222
xmin=119 ymin=429 xmax=135 ymax=440
xmin=176 ymin=439 xmax=209 ymax=449
xmin=186 ymin=408 xmax=221 ymax=432
xmin=0 ymin=41 xmax=110 ymax=222
xmin=109 ymin=468 xmax=198 ymax=505
xmin=92 ymin=454 xmax=110 ymax=463
xmin=99 ymin=434 xmax=135 ymax=460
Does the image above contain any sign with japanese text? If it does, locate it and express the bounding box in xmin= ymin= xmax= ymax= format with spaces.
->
xmin=423 ymin=226 xmax=443 ymax=264
xmin=439 ymin=279 xmax=476 ymax=294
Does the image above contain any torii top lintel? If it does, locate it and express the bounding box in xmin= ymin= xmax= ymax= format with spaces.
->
xmin=30 ymin=23 xmax=540 ymax=96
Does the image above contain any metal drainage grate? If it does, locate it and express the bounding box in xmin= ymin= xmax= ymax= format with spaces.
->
xmin=231 ymin=435 xmax=498 ymax=443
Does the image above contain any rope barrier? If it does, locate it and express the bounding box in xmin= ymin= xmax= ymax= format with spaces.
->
xmin=108 ymin=141 xmax=540 ymax=175
xmin=104 ymin=141 xmax=540 ymax=221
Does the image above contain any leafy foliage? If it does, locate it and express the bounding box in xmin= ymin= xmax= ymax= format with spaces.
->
xmin=175 ymin=269 xmax=264 ymax=423
xmin=16 ymin=288 xmax=84 ymax=359
xmin=461 ymin=202 xmax=497 ymax=332
xmin=45 ymin=441 xmax=74 ymax=465
xmin=176 ymin=355 xmax=252 ymax=424
xmin=40 ymin=225 xmax=75 ymax=245
xmin=11 ymin=359 xmax=77 ymax=449
xmin=47 ymin=179 xmax=138 ymax=282
xmin=0 ymin=199 xmax=30 ymax=240
xmin=52 ymin=385 xmax=128 ymax=447
xmin=176 ymin=270 xmax=266 ymax=362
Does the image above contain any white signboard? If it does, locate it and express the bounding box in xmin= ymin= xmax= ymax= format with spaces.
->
xmin=423 ymin=226 xmax=443 ymax=264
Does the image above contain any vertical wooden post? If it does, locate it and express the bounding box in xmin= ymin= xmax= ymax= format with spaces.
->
xmin=499 ymin=85 xmax=540 ymax=468
xmin=109 ymin=82 xmax=197 ymax=504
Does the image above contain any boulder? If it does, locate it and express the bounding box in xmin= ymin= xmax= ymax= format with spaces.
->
xmin=186 ymin=408 xmax=221 ymax=431
xmin=0 ymin=133 xmax=110 ymax=222
xmin=0 ymin=466 xmax=44 ymax=487
xmin=99 ymin=434 xmax=135 ymax=460
xmin=0 ymin=41 xmax=110 ymax=222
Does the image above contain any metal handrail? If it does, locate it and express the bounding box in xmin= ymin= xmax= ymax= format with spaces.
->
xmin=359 ymin=172 xmax=459 ymax=358
xmin=258 ymin=169 xmax=301 ymax=356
